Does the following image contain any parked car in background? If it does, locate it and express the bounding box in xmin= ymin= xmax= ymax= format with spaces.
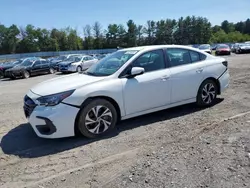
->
xmin=235 ymin=43 xmax=250 ymax=54
xmin=0 ymin=57 xmax=38 ymax=78
xmin=59 ymin=55 xmax=98 ymax=73
xmin=198 ymin=44 xmax=212 ymax=54
xmin=95 ymin=54 xmax=106 ymax=60
xmin=47 ymin=56 xmax=59 ymax=62
xmin=211 ymin=45 xmax=217 ymax=50
xmin=24 ymin=45 xmax=229 ymax=139
xmin=231 ymin=43 xmax=238 ymax=53
xmin=215 ymin=44 xmax=231 ymax=55
xmin=51 ymin=54 xmax=80 ymax=70
xmin=5 ymin=58 xmax=55 ymax=79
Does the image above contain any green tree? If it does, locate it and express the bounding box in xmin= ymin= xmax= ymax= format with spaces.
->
xmin=221 ymin=20 xmax=235 ymax=33
xmin=126 ymin=20 xmax=137 ymax=47
xmin=143 ymin=20 xmax=156 ymax=45
xmin=92 ymin=21 xmax=103 ymax=49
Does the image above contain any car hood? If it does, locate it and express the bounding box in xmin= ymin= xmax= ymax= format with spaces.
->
xmin=218 ymin=48 xmax=230 ymax=51
xmin=30 ymin=73 xmax=106 ymax=96
xmin=1 ymin=63 xmax=15 ymax=69
xmin=7 ymin=65 xmax=29 ymax=71
xmin=240 ymin=46 xmax=250 ymax=49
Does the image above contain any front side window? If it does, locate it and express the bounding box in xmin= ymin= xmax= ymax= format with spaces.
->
xmin=33 ymin=61 xmax=41 ymax=66
xmin=84 ymin=50 xmax=138 ymax=76
xmin=21 ymin=60 xmax=34 ymax=66
xmin=166 ymin=48 xmax=191 ymax=67
xmin=41 ymin=60 xmax=48 ymax=64
xmin=131 ymin=50 xmax=165 ymax=72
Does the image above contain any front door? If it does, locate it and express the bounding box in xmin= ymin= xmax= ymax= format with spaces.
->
xmin=121 ymin=49 xmax=171 ymax=116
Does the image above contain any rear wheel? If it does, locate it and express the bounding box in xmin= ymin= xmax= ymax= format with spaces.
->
xmin=49 ymin=67 xmax=55 ymax=74
xmin=77 ymin=99 xmax=118 ymax=138
xmin=0 ymin=70 xmax=4 ymax=79
xmin=196 ymin=79 xmax=218 ymax=107
xmin=22 ymin=70 xmax=30 ymax=79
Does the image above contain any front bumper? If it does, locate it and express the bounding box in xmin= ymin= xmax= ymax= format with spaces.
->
xmin=240 ymin=49 xmax=250 ymax=53
xmin=59 ymin=66 xmax=76 ymax=72
xmin=24 ymin=92 xmax=80 ymax=138
xmin=217 ymin=51 xmax=230 ymax=55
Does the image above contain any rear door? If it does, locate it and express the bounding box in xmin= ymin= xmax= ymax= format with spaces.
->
xmin=165 ymin=48 xmax=206 ymax=103
xmin=82 ymin=56 xmax=96 ymax=70
xmin=40 ymin=60 xmax=50 ymax=73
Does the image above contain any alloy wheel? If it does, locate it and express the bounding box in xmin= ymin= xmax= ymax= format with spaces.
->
xmin=85 ymin=105 xmax=113 ymax=134
xmin=202 ymin=83 xmax=216 ymax=104
xmin=49 ymin=68 xmax=55 ymax=74
xmin=24 ymin=71 xmax=30 ymax=78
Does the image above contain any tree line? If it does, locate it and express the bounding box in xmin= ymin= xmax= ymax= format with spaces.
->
xmin=0 ymin=16 xmax=250 ymax=55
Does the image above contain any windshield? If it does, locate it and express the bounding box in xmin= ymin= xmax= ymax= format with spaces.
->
xmin=199 ymin=45 xmax=210 ymax=50
xmin=21 ymin=60 xmax=34 ymax=66
xmin=239 ymin=43 xmax=250 ymax=47
xmin=68 ymin=56 xmax=82 ymax=62
xmin=217 ymin=45 xmax=229 ymax=49
xmin=84 ymin=50 xmax=138 ymax=76
xmin=58 ymin=56 xmax=67 ymax=61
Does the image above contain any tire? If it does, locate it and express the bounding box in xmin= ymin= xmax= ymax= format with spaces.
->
xmin=77 ymin=98 xmax=118 ymax=138
xmin=49 ymin=68 xmax=55 ymax=74
xmin=0 ymin=71 xmax=4 ymax=79
xmin=196 ymin=79 xmax=218 ymax=107
xmin=76 ymin=66 xmax=82 ymax=72
xmin=22 ymin=70 xmax=30 ymax=79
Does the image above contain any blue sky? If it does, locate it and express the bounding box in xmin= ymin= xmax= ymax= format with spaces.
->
xmin=1 ymin=0 xmax=249 ymax=31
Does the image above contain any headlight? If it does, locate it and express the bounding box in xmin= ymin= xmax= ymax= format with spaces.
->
xmin=36 ymin=90 xmax=75 ymax=106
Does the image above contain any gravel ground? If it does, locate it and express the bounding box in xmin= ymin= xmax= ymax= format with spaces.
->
xmin=0 ymin=54 xmax=250 ymax=188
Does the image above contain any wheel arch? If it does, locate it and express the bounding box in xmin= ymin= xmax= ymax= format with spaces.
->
xmin=74 ymin=95 xmax=121 ymax=136
xmin=199 ymin=77 xmax=221 ymax=95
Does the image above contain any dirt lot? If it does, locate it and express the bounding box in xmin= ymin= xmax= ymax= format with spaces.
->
xmin=0 ymin=54 xmax=250 ymax=188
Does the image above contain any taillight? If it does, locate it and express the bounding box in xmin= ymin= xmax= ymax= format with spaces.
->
xmin=222 ymin=61 xmax=228 ymax=67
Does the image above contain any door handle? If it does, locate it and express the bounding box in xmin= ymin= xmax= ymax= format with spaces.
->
xmin=161 ymin=75 xmax=170 ymax=80
xmin=196 ymin=68 xmax=203 ymax=73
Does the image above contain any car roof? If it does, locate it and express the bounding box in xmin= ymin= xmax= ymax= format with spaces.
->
xmin=119 ymin=45 xmax=200 ymax=52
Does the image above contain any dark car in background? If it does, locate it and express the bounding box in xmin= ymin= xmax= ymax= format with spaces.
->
xmin=215 ymin=44 xmax=231 ymax=55
xmin=0 ymin=59 xmax=24 ymax=78
xmin=5 ymin=58 xmax=55 ymax=79
xmin=235 ymin=43 xmax=250 ymax=54
xmin=50 ymin=54 xmax=80 ymax=70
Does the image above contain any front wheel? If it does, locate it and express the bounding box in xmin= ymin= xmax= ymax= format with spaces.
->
xmin=0 ymin=71 xmax=4 ymax=79
xmin=77 ymin=99 xmax=118 ymax=138
xmin=196 ymin=79 xmax=218 ymax=107
xmin=49 ymin=68 xmax=55 ymax=74
xmin=22 ymin=70 xmax=30 ymax=79
xmin=76 ymin=66 xmax=82 ymax=72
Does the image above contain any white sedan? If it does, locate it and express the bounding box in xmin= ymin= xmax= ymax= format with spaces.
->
xmin=24 ymin=45 xmax=229 ymax=139
xmin=59 ymin=55 xmax=98 ymax=73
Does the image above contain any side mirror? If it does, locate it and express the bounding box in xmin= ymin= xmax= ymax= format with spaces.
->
xmin=130 ymin=67 xmax=145 ymax=77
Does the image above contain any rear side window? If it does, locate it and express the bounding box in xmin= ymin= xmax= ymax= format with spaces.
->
xmin=189 ymin=51 xmax=200 ymax=63
xmin=166 ymin=48 xmax=192 ymax=67
xmin=199 ymin=53 xmax=207 ymax=61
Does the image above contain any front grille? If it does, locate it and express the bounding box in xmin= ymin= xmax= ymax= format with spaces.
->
xmin=23 ymin=95 xmax=37 ymax=118
xmin=59 ymin=64 xmax=70 ymax=71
